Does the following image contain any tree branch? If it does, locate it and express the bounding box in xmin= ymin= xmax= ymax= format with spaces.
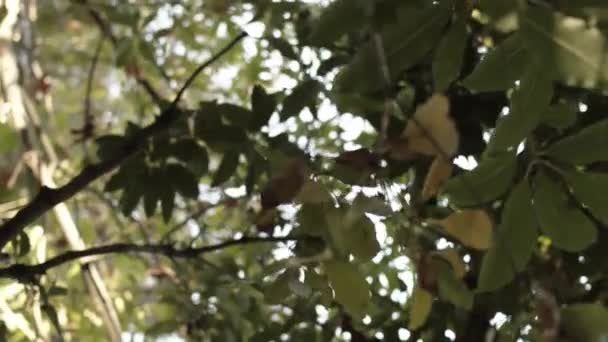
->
xmin=0 ymin=31 xmax=248 ymax=250
xmin=0 ymin=235 xmax=314 ymax=281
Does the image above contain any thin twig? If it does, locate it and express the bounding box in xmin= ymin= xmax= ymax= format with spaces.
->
xmin=84 ymin=35 xmax=104 ymax=125
xmin=171 ymin=31 xmax=248 ymax=107
xmin=160 ymin=205 xmax=211 ymax=243
xmin=77 ymin=34 xmax=105 ymax=142
xmin=79 ymin=1 xmax=164 ymax=105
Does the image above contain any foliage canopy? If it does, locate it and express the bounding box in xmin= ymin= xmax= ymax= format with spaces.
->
xmin=2 ymin=0 xmax=608 ymax=341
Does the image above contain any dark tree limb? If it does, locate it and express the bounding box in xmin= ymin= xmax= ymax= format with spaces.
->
xmin=0 ymin=235 xmax=313 ymax=281
xmin=0 ymin=31 xmax=248 ymax=250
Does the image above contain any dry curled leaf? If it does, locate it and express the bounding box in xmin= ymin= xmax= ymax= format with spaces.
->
xmin=435 ymin=209 xmax=493 ymax=250
xmin=534 ymin=284 xmax=560 ymax=340
xmin=388 ymin=94 xmax=459 ymax=160
xmin=334 ymin=148 xmax=380 ymax=170
xmin=261 ymin=158 xmax=310 ymax=209
xmin=255 ymin=208 xmax=277 ymax=233
xmin=417 ymin=254 xmax=441 ymax=293
xmin=422 ymin=157 xmax=453 ymax=201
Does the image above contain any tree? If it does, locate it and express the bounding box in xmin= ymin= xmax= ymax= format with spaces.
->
xmin=1 ymin=0 xmax=608 ymax=340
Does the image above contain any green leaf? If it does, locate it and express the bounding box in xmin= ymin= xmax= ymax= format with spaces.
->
xmin=533 ymin=172 xmax=597 ymax=252
xmin=245 ymin=150 xmax=265 ymax=195
xmin=104 ymin=171 xmax=127 ymax=192
xmin=561 ymin=303 xmax=608 ymax=342
xmin=344 ymin=214 xmax=380 ymax=262
xmin=432 ymin=16 xmax=467 ymax=92
xmin=95 ymin=134 xmax=127 ymax=160
xmin=250 ymin=85 xmax=277 ymax=130
xmin=521 ymin=6 xmax=608 ymax=89
xmin=317 ymin=54 xmax=350 ymax=76
xmin=295 ymin=181 xmax=332 ymax=204
xmin=267 ymin=37 xmax=299 ymax=60
xmin=288 ymin=279 xmax=312 ymax=298
xmin=0 ymin=123 xmax=18 ymax=154
xmin=119 ymin=184 xmax=142 ymax=216
xmin=114 ymin=38 xmax=137 ymax=67
xmin=307 ymin=0 xmax=368 ymax=47
xmin=290 ymin=326 xmax=322 ymax=342
xmin=305 ymin=269 xmax=333 ymax=305
xmin=281 ymin=80 xmax=322 ymax=120
xmin=48 ymin=286 xmax=69 ymax=297
xmin=202 ymin=125 xmax=248 ymax=151
xmin=331 ymin=92 xmax=385 ymax=117
xmin=497 ymin=180 xmax=538 ymax=270
xmin=438 ymin=262 xmax=473 ymax=310
xmin=41 ymin=304 xmax=61 ymax=333
xmin=478 ymin=242 xmax=514 ymax=293
xmin=408 ymin=286 xmax=433 ymax=330
xmin=217 ymin=103 xmax=253 ymax=129
xmin=546 ymin=119 xmax=608 ymax=164
xmin=462 ymin=34 xmax=529 ymax=92
xmin=298 ymin=203 xmax=328 ymax=235
xmin=143 ymin=168 xmax=164 ymax=217
xmin=556 ymin=0 xmax=608 ymax=7
xmin=443 ymin=152 xmax=517 ymax=207
xmin=265 ymin=271 xmax=293 ymax=305
xmin=478 ymin=181 xmax=538 ymax=292
xmin=324 ymin=260 xmax=371 ymax=319
xmin=335 ymin=2 xmax=451 ymax=93
xmin=542 ymin=101 xmax=577 ymax=130
xmin=15 ymin=232 xmax=30 ymax=257
xmin=487 ymin=63 xmax=553 ymax=154
xmin=195 ymin=104 xmax=248 ymax=150
xmin=479 ymin=0 xmax=518 ymax=22
xmin=212 ymin=150 xmax=240 ymax=186
xmin=352 ymin=194 xmax=393 ymax=217
xmin=160 ymin=185 xmax=175 ymax=223
xmin=169 ymin=139 xmax=209 ymax=176
xmin=167 ymin=164 xmax=199 ymax=199
xmin=563 ymin=169 xmax=608 ymax=225
xmin=325 ymin=209 xmax=380 ymax=261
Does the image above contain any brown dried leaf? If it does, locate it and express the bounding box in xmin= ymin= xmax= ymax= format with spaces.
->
xmin=261 ymin=158 xmax=310 ymax=209
xmin=335 ymin=148 xmax=380 ymax=170
xmin=422 ymin=157 xmax=453 ymax=201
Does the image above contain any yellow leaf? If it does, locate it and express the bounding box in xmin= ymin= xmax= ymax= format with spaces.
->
xmin=436 ymin=209 xmax=493 ymax=250
xmin=402 ymin=93 xmax=459 ymax=157
xmin=422 ymin=157 xmax=453 ymax=201
xmin=408 ymin=286 xmax=433 ymax=330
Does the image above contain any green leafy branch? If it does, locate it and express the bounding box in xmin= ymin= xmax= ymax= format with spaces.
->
xmin=0 ymin=30 xmax=248 ymax=250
